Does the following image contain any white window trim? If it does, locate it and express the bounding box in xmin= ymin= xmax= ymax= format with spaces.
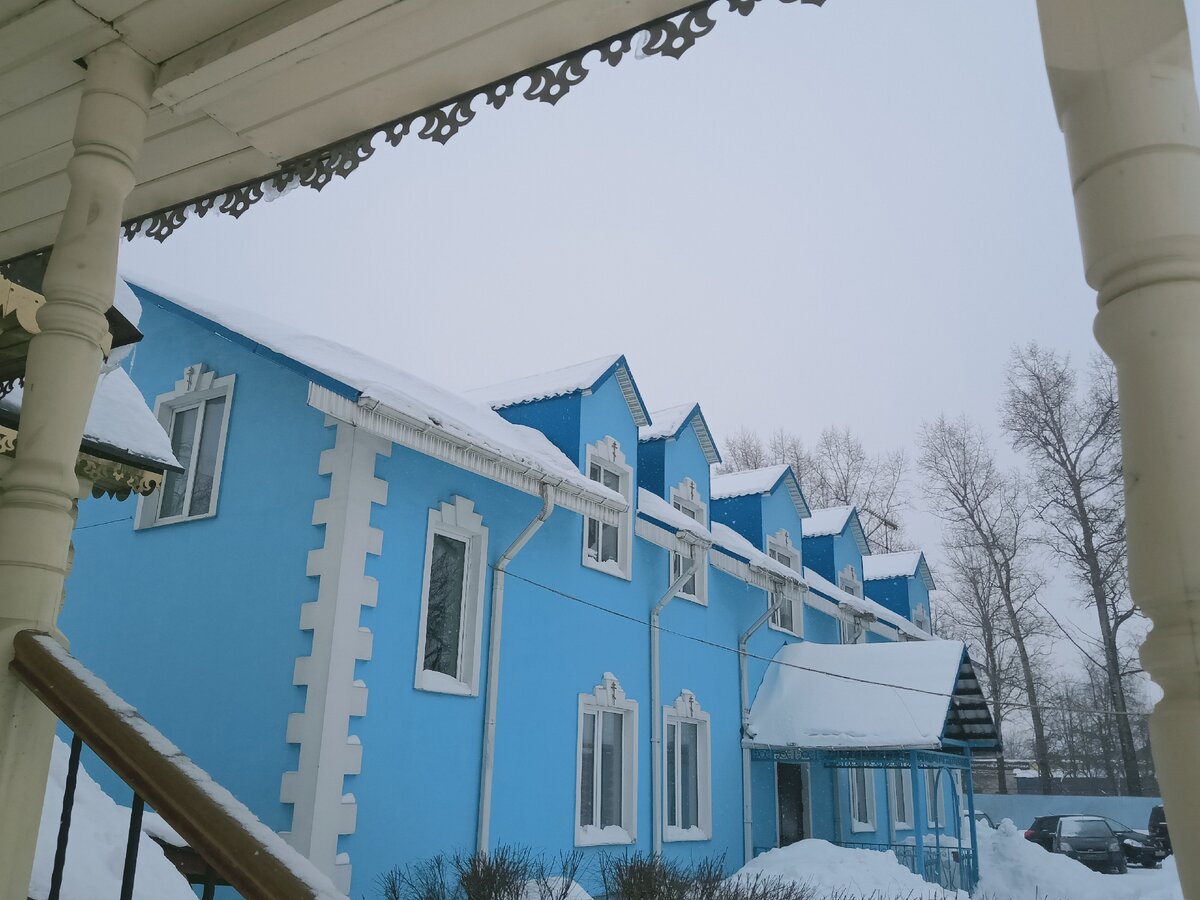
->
xmin=888 ymin=769 xmax=915 ymax=831
xmin=840 ymin=615 xmax=868 ymax=645
xmin=413 ymin=497 xmax=488 ymax=697
xmin=924 ymin=768 xmax=949 ymax=829
xmin=582 ymin=437 xmax=633 ymax=580
xmin=838 ymin=563 xmax=863 ymax=599
xmin=662 ymin=689 xmax=712 ymax=842
xmin=135 ymin=364 xmax=234 ymax=529
xmin=669 ymin=478 xmax=708 ymax=606
xmin=576 ymin=673 xmax=638 ymax=846
xmin=766 ymin=530 xmax=802 ymax=636
xmin=849 ymin=767 xmax=877 ymax=833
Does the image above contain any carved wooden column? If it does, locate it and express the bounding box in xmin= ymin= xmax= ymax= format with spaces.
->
xmin=1038 ymin=2 xmax=1200 ymax=895
xmin=0 ymin=42 xmax=154 ymax=898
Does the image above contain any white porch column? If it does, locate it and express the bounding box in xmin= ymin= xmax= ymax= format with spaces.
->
xmin=1037 ymin=2 xmax=1200 ymax=896
xmin=0 ymin=42 xmax=153 ymax=900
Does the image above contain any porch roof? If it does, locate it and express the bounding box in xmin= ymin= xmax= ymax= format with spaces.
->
xmin=747 ymin=639 xmax=999 ymax=751
xmin=1 ymin=0 xmax=792 ymax=281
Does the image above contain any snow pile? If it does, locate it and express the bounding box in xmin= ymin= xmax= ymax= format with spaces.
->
xmin=974 ymin=820 xmax=1182 ymax=900
xmin=711 ymin=464 xmax=791 ymax=500
xmin=521 ymin=877 xmax=593 ymax=900
xmin=862 ymin=550 xmax=925 ymax=581
xmin=801 ymin=505 xmax=856 ymax=537
xmin=638 ymin=403 xmax=697 ymax=442
xmin=29 ymin=736 xmax=197 ymax=900
xmin=732 ymin=839 xmax=960 ymax=899
xmin=748 ymin=640 xmax=963 ymax=748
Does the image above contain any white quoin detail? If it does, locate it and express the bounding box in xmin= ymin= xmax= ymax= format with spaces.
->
xmin=281 ymin=417 xmax=389 ymax=892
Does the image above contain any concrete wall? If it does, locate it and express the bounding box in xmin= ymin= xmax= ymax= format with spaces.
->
xmin=974 ymin=793 xmax=1162 ymax=830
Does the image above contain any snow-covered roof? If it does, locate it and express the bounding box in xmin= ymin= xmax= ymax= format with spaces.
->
xmin=802 ymin=504 xmax=868 ymax=553
xmin=125 ymin=276 xmax=623 ymax=511
xmin=710 ymin=521 xmax=804 ymax=583
xmin=803 ymin=567 xmax=932 ymax=641
xmin=711 ymin=465 xmax=811 ymax=518
xmin=0 ymin=367 xmax=177 ymax=471
xmin=748 ymin=640 xmax=968 ymax=749
xmin=863 ymin=550 xmax=936 ymax=590
xmin=465 ymin=354 xmax=650 ymax=426
xmin=636 ymin=488 xmax=712 ymax=543
xmin=638 ymin=403 xmax=720 ymax=465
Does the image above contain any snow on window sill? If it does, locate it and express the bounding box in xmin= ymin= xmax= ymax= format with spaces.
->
xmin=767 ymin=621 xmax=800 ymax=637
xmin=850 ymin=820 xmax=876 ymax=833
xmin=575 ymin=824 xmax=634 ymax=847
xmin=583 ymin=556 xmax=631 ymax=581
xmin=893 ymin=822 xmax=914 ymax=831
xmin=665 ymin=825 xmax=710 ymax=843
xmin=415 ymin=669 xmax=476 ymax=697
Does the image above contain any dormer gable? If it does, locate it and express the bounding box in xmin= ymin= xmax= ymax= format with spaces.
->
xmin=800 ymin=504 xmax=868 ymax=585
xmin=637 ymin=403 xmax=719 ymax=502
xmin=709 ymin=465 xmax=810 ymax=551
xmin=863 ymin=550 xmax=937 ymax=627
xmin=465 ymin=354 xmax=649 ymax=466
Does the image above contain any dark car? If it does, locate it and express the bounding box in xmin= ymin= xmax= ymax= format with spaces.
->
xmin=1024 ymin=815 xmax=1127 ymax=873
xmin=1150 ymin=805 xmax=1172 ymax=854
xmin=1100 ymin=817 xmax=1168 ymax=868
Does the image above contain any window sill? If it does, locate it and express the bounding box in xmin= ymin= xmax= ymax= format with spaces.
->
xmin=767 ymin=622 xmax=801 ymax=637
xmin=850 ymin=821 xmax=877 ymax=833
xmin=675 ymin=592 xmax=708 ymax=607
xmin=575 ymin=825 xmax=634 ymax=847
xmin=135 ymin=509 xmax=218 ymax=531
xmin=583 ymin=557 xmax=631 ymax=581
xmin=665 ymin=826 xmax=710 ymax=843
xmin=414 ymin=669 xmax=476 ymax=697
xmin=894 ymin=823 xmax=914 ymax=831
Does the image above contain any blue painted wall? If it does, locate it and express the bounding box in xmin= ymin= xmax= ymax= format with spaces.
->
xmin=494 ymin=394 xmax=581 ymax=464
xmin=865 ymin=575 xmax=929 ymax=624
xmin=974 ymin=793 xmax=1162 ymax=831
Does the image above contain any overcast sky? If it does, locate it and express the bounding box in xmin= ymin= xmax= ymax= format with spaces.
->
xmin=120 ymin=1 xmax=1179 ymax=657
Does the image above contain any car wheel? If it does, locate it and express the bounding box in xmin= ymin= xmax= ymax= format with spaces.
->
xmin=1116 ymin=860 xmax=1128 ymax=875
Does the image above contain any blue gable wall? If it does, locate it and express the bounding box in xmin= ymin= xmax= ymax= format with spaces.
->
xmin=637 ymin=438 xmax=666 ymax=497
xmin=802 ymin=525 xmax=864 ymax=588
xmin=494 ymin=394 xmax=581 ymax=464
xmin=865 ymin=575 xmax=929 ymax=623
xmin=65 ymin=297 xmax=333 ymax=832
xmin=660 ymin=424 xmax=711 ymax=508
xmin=710 ymin=494 xmax=763 ymax=548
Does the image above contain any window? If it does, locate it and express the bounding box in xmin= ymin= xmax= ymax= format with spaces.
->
xmin=663 ymin=690 xmax=712 ymax=841
xmin=577 ymin=673 xmax=638 ymax=845
xmin=766 ymin=531 xmax=800 ymax=634
xmin=889 ymin=769 xmax=914 ymax=830
xmin=414 ymin=497 xmax=488 ymax=696
xmin=669 ymin=479 xmax=707 ymax=604
xmin=840 ymin=615 xmax=867 ymax=645
xmin=913 ymin=603 xmax=931 ymax=633
xmin=137 ymin=364 xmax=234 ymax=528
xmin=583 ymin=438 xmax=633 ymax=579
xmin=925 ymin=769 xmax=949 ymax=828
xmin=838 ymin=564 xmax=862 ymax=599
xmin=848 ymin=767 xmax=876 ymax=832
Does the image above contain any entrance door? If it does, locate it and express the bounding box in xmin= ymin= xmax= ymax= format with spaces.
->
xmin=776 ymin=763 xmax=806 ymax=846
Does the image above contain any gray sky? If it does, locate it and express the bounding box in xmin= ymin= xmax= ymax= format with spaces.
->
xmin=121 ymin=1 xmax=1169 ymax=661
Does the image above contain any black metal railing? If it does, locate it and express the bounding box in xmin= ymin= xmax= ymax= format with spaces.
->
xmin=837 ymin=840 xmax=976 ymax=893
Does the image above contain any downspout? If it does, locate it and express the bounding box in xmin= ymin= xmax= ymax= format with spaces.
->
xmin=651 ymin=536 xmax=707 ymax=856
xmin=477 ymin=483 xmax=556 ymax=854
xmin=740 ymin=575 xmax=785 ymax=864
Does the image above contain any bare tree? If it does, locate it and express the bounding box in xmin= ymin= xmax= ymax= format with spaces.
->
xmin=938 ymin=542 xmax=1034 ymax=794
xmin=1002 ymin=344 xmax=1144 ymax=795
xmin=719 ymin=425 xmax=910 ymax=553
xmin=918 ymin=415 xmax=1055 ymax=793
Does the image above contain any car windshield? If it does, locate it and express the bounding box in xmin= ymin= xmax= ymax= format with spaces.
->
xmin=1061 ymin=818 xmax=1112 ymax=837
xmin=1105 ymin=819 xmax=1133 ymax=832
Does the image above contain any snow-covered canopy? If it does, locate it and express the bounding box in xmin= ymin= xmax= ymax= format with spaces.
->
xmin=0 ymin=367 xmax=177 ymax=471
xmin=637 ymin=488 xmax=712 ymax=543
xmin=124 ymin=276 xmax=621 ymax=508
xmin=863 ymin=549 xmax=936 ymax=589
xmin=748 ymin=640 xmax=969 ymax=749
xmin=710 ymin=465 xmax=810 ymax=517
xmin=466 ymin=353 xmax=650 ymax=426
xmin=637 ymin=403 xmax=720 ymax=464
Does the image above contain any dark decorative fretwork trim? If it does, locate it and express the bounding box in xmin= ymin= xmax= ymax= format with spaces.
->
xmin=0 ymin=0 xmax=824 ymax=291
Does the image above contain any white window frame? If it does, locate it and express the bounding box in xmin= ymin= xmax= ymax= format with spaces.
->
xmin=924 ymin=768 xmax=949 ymax=828
xmin=413 ymin=497 xmax=489 ymax=696
xmin=663 ymin=690 xmax=712 ymax=842
xmin=888 ymin=769 xmax=915 ymax=831
xmin=576 ymin=673 xmax=638 ymax=846
xmin=838 ymin=564 xmax=863 ymax=599
xmin=913 ymin=603 xmax=931 ymax=633
xmin=582 ymin=437 xmax=633 ymax=580
xmin=766 ymin=530 xmax=802 ymax=636
xmin=848 ymin=767 xmax=877 ymax=832
xmin=669 ymin=478 xmax=708 ymax=605
xmin=136 ymin=364 xmax=234 ymax=529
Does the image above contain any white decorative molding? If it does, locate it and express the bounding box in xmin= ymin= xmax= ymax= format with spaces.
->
xmin=280 ymin=417 xmax=390 ymax=892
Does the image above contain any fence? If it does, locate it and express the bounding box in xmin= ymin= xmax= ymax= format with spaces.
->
xmin=973 ymin=793 xmax=1162 ymax=831
xmin=837 ymin=840 xmax=976 ymax=893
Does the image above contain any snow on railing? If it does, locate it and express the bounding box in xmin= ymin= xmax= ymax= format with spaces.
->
xmin=12 ymin=630 xmax=347 ymax=900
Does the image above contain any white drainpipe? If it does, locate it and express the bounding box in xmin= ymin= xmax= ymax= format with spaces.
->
xmin=651 ymin=535 xmax=707 ymax=856
xmin=476 ymin=483 xmax=556 ymax=854
xmin=740 ymin=575 xmax=807 ymax=863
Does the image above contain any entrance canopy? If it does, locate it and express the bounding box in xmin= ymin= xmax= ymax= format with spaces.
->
xmin=746 ymin=639 xmax=998 ymax=751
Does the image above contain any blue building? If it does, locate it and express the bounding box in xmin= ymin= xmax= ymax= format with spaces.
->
xmin=62 ymin=277 xmax=997 ymax=896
